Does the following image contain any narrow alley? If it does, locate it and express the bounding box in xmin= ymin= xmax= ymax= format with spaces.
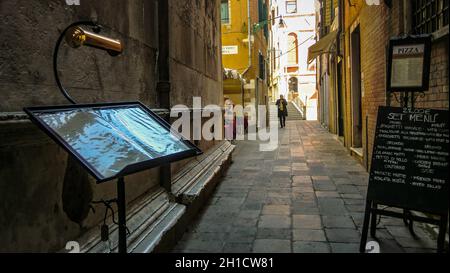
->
xmin=1 ymin=0 xmax=448 ymax=259
xmin=173 ymin=120 xmax=439 ymax=253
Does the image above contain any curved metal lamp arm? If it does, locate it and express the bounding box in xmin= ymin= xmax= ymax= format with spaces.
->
xmin=53 ymin=21 xmax=98 ymax=104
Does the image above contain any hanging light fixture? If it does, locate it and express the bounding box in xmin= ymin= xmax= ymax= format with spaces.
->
xmin=278 ymin=17 xmax=287 ymax=28
xmin=53 ymin=21 xmax=123 ymax=104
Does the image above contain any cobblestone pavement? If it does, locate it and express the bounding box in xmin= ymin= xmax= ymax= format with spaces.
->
xmin=173 ymin=121 xmax=439 ymax=253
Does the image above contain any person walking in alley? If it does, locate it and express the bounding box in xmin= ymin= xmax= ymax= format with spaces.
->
xmin=276 ymin=95 xmax=288 ymax=128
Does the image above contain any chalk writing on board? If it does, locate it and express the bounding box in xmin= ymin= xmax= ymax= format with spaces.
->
xmin=367 ymin=106 xmax=449 ymax=214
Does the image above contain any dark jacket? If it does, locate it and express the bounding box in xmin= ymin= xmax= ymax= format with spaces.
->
xmin=276 ymin=99 xmax=288 ymax=117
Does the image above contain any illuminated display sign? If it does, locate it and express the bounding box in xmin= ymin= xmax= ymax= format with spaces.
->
xmin=24 ymin=102 xmax=202 ymax=183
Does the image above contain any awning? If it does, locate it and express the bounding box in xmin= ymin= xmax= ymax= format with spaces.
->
xmin=223 ymin=68 xmax=244 ymax=82
xmin=223 ymin=68 xmax=245 ymax=95
xmin=307 ymin=30 xmax=338 ymax=64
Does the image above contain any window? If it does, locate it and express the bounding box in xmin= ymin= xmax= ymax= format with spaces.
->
xmin=277 ymin=42 xmax=280 ymax=69
xmin=288 ymin=77 xmax=298 ymax=93
xmin=263 ymin=3 xmax=269 ymax=40
xmin=412 ymin=0 xmax=449 ymax=34
xmin=258 ymin=0 xmax=268 ymax=40
xmin=272 ymin=10 xmax=275 ymax=25
xmin=258 ymin=0 xmax=264 ymax=22
xmin=272 ymin=50 xmax=276 ymax=70
xmin=221 ymin=0 xmax=230 ymax=24
xmin=259 ymin=52 xmax=265 ymax=80
xmin=330 ymin=0 xmax=334 ymax=21
xmin=320 ymin=0 xmax=327 ymax=36
xmin=287 ymin=33 xmax=298 ymax=64
xmin=286 ymin=1 xmax=297 ymax=14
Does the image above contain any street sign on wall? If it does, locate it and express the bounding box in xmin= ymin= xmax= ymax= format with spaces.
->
xmin=222 ymin=45 xmax=238 ymax=55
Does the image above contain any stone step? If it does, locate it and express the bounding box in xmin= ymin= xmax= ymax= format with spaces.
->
xmin=286 ymin=102 xmax=304 ymax=120
xmin=76 ymin=188 xmax=183 ymax=253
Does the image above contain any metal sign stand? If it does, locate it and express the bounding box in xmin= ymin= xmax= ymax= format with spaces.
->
xmin=360 ymin=91 xmax=448 ymax=253
xmin=25 ymin=102 xmax=202 ymax=254
xmin=360 ymin=202 xmax=448 ymax=252
xmin=117 ymin=177 xmax=127 ymax=253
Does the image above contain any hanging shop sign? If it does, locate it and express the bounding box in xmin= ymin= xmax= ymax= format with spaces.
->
xmin=387 ymin=35 xmax=431 ymax=92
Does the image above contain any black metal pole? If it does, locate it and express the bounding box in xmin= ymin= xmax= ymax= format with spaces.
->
xmin=437 ymin=213 xmax=448 ymax=253
xmin=359 ymin=200 xmax=372 ymax=253
xmin=403 ymin=92 xmax=409 ymax=108
xmin=160 ymin=163 xmax=172 ymax=192
xmin=117 ymin=177 xmax=127 ymax=253
xmin=370 ymin=202 xmax=378 ymax=238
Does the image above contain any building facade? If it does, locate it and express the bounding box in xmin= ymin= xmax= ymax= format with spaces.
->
xmin=0 ymin=0 xmax=231 ymax=252
xmin=221 ymin=0 xmax=270 ymax=111
xmin=269 ymin=0 xmax=317 ymax=120
xmin=311 ymin=0 xmax=449 ymax=168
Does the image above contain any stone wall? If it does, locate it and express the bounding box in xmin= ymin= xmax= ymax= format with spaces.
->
xmin=169 ymin=0 xmax=222 ymax=107
xmin=0 ymin=0 xmax=159 ymax=110
xmin=0 ymin=0 xmax=222 ymax=252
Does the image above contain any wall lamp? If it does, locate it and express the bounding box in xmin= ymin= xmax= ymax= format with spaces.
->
xmin=53 ymin=21 xmax=123 ymax=104
xmin=253 ymin=16 xmax=286 ymax=33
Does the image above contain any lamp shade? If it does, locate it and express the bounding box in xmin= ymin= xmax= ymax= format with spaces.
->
xmin=278 ymin=18 xmax=287 ymax=28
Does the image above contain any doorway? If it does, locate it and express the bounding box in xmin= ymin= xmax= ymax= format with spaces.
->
xmin=321 ymin=74 xmax=330 ymax=129
xmin=350 ymin=25 xmax=362 ymax=149
xmin=337 ymin=61 xmax=344 ymax=137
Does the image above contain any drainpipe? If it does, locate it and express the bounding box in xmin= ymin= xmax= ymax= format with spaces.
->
xmin=242 ymin=0 xmax=252 ymax=76
xmin=332 ymin=0 xmax=343 ymax=136
xmin=157 ymin=0 xmax=171 ymax=192
xmin=336 ymin=0 xmax=343 ymax=58
xmin=157 ymin=0 xmax=170 ymax=111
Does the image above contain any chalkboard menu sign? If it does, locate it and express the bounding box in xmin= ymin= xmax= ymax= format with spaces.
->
xmin=367 ymin=106 xmax=449 ymax=214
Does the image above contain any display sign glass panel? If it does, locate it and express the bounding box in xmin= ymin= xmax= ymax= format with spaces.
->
xmin=25 ymin=102 xmax=201 ymax=182
xmin=387 ymin=35 xmax=431 ymax=92
xmin=390 ymin=44 xmax=425 ymax=88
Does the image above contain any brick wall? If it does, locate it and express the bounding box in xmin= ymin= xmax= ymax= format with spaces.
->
xmin=355 ymin=2 xmax=449 ymax=169
xmin=358 ymin=4 xmax=391 ymax=168
xmin=414 ymin=38 xmax=449 ymax=110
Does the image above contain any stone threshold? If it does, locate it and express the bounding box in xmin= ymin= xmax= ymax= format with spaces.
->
xmin=350 ymin=147 xmax=363 ymax=158
xmin=68 ymin=140 xmax=235 ymax=253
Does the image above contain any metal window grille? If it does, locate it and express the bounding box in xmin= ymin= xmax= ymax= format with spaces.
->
xmin=413 ymin=0 xmax=449 ymax=34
